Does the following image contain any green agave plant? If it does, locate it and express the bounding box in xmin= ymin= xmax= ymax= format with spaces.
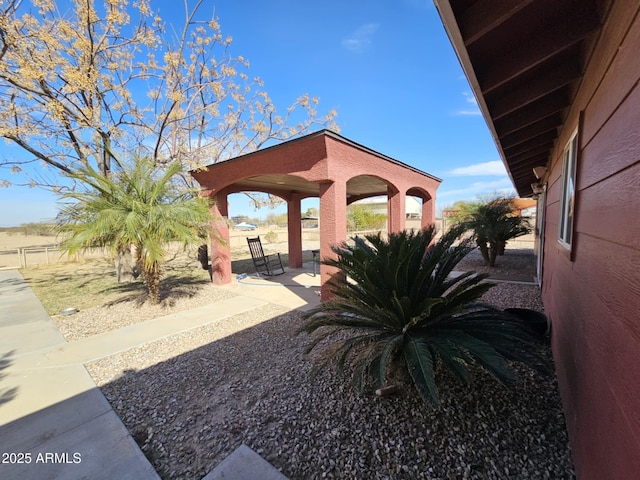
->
xmin=299 ymin=225 xmax=546 ymax=403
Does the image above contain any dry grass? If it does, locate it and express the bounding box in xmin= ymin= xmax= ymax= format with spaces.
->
xmin=18 ymin=228 xmax=532 ymax=317
xmin=19 ymin=253 xmax=211 ymax=316
xmin=19 ymin=245 xmax=320 ymax=316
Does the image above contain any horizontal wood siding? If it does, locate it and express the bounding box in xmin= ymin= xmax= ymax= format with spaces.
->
xmin=543 ymin=3 xmax=640 ymax=479
xmin=551 ymin=235 xmax=640 ymax=476
xmin=577 ymin=163 xmax=640 ymax=250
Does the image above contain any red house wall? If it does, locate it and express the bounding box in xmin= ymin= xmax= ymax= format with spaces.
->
xmin=542 ymin=3 xmax=640 ymax=478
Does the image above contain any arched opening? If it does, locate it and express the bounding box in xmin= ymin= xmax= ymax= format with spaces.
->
xmin=191 ymin=130 xmax=441 ymax=301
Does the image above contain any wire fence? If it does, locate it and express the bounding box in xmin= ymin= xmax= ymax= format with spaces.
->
xmin=0 ymin=245 xmax=106 ymax=270
xmin=0 ymin=219 xmax=478 ymax=271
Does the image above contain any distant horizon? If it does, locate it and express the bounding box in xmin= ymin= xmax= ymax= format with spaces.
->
xmin=1 ymin=192 xmax=532 ymax=229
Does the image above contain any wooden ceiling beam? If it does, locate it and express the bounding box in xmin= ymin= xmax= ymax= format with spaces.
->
xmin=513 ymin=168 xmax=543 ymax=183
xmin=502 ymin=133 xmax=556 ymax=158
xmin=494 ymin=89 xmax=569 ymax=136
xmin=512 ymin=163 xmax=545 ymax=179
xmin=499 ymin=114 xmax=563 ymax=150
xmin=460 ymin=0 xmax=535 ymax=45
xmin=507 ymin=144 xmax=554 ymax=165
xmin=512 ymin=177 xmax=539 ymax=195
xmin=478 ymin=4 xmax=601 ymax=94
xmin=489 ymin=59 xmax=581 ymax=119
xmin=512 ymin=171 xmax=538 ymax=184
xmin=512 ymin=161 xmax=542 ymax=174
xmin=503 ymin=131 xmax=557 ymax=157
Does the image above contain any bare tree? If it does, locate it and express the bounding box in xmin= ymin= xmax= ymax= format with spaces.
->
xmin=0 ymin=0 xmax=337 ymax=190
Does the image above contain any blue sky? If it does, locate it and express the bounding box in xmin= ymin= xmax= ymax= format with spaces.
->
xmin=0 ymin=0 xmax=515 ymax=227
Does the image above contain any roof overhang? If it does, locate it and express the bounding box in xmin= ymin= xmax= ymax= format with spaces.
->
xmin=191 ymin=130 xmax=441 ymax=201
xmin=433 ymin=0 xmax=607 ymax=196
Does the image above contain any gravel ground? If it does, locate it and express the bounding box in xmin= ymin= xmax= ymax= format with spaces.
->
xmin=53 ymin=284 xmax=238 ymax=341
xmin=82 ymin=246 xmax=574 ymax=480
xmin=456 ymin=247 xmax=537 ymax=281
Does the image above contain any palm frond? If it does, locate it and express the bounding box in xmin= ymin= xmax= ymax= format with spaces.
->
xmin=56 ymin=157 xmax=211 ymax=303
xmin=427 ymin=330 xmax=517 ymax=386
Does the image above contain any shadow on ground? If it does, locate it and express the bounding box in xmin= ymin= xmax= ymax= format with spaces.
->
xmin=0 ymin=350 xmax=17 ymax=406
xmin=0 ymin=386 xmax=157 ymax=479
xmin=0 ymin=277 xmax=31 ymax=294
xmin=87 ymin=306 xmax=574 ymax=480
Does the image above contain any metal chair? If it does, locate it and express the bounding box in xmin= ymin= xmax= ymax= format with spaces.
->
xmin=311 ymin=249 xmax=320 ymax=276
xmin=246 ymin=236 xmax=285 ymax=277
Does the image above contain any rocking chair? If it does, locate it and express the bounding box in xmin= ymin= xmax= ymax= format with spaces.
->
xmin=246 ymin=236 xmax=285 ymax=277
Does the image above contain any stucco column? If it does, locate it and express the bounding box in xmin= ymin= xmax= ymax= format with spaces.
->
xmin=388 ymin=186 xmax=405 ymax=234
xmin=319 ymin=180 xmax=347 ymax=301
xmin=421 ymin=195 xmax=435 ymax=229
xmin=287 ymin=193 xmax=303 ymax=268
xmin=209 ymin=194 xmax=231 ymax=285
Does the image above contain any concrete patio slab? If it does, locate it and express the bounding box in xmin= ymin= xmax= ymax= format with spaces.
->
xmin=0 ymin=364 xmax=99 ymax=426
xmin=1 ymin=408 xmax=158 ymax=480
xmin=0 ymin=270 xmax=53 ymax=327
xmin=0 ymin=270 xmax=66 ymax=355
xmin=0 ymin=320 xmax=66 ymax=356
xmin=0 ymin=270 xmax=160 ymax=480
xmin=226 ymin=264 xmax=321 ymax=312
xmin=1 ymin=385 xmax=111 ymax=453
xmin=203 ymin=444 xmax=288 ymax=480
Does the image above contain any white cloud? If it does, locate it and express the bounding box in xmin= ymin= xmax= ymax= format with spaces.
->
xmin=437 ymin=179 xmax=515 ymax=198
xmin=455 ymin=109 xmax=482 ymax=116
xmin=341 ymin=23 xmax=380 ymax=53
xmin=449 ymin=160 xmax=507 ymax=176
xmin=463 ymin=91 xmax=477 ymax=105
xmin=454 ymin=91 xmax=481 ymax=116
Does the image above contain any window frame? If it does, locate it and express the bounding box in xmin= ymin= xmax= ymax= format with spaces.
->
xmin=558 ymin=131 xmax=578 ymax=249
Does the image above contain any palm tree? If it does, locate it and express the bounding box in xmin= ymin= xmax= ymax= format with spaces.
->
xmin=57 ymin=158 xmax=212 ymax=303
xmin=299 ymin=226 xmax=546 ymax=404
xmin=454 ymin=197 xmax=531 ymax=266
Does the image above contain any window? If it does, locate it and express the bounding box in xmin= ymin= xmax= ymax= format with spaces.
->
xmin=559 ymin=132 xmax=577 ymax=247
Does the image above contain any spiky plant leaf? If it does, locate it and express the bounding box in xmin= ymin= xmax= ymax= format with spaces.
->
xmin=300 ymin=226 xmax=547 ymax=403
xmin=403 ymin=334 xmax=439 ymax=403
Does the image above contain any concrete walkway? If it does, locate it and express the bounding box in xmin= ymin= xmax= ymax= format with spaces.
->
xmin=0 ymin=268 xmax=320 ymax=479
xmin=0 ymin=270 xmax=153 ymax=479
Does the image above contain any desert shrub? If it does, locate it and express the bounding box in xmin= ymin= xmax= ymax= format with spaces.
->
xmin=347 ymin=204 xmax=387 ymax=231
xmin=264 ymin=230 xmax=279 ymax=243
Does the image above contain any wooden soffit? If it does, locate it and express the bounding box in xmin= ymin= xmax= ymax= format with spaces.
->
xmin=434 ymin=0 xmax=607 ymax=196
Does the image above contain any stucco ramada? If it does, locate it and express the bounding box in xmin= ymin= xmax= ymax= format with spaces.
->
xmin=191 ymin=129 xmax=441 ymax=300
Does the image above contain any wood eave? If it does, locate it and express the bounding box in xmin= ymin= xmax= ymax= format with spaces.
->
xmin=434 ymin=0 xmax=608 ymax=196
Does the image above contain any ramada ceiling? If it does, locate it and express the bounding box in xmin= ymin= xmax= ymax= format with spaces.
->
xmin=435 ymin=0 xmax=608 ymax=196
xmin=228 ymin=173 xmax=391 ymax=200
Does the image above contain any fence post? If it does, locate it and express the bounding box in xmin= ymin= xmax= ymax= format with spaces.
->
xmin=45 ymin=247 xmax=50 ymax=265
